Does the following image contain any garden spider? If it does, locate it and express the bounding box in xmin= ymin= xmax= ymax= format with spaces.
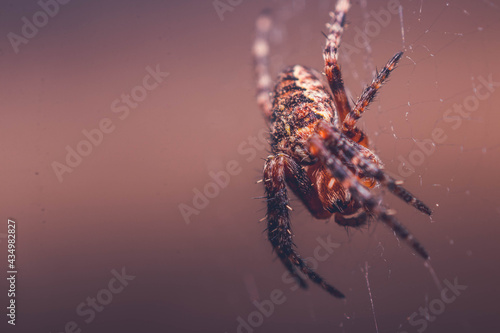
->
xmin=253 ymin=0 xmax=432 ymax=298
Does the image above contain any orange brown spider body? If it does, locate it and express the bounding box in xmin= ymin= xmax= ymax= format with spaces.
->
xmin=253 ymin=0 xmax=432 ymax=298
xmin=270 ymin=64 xmax=381 ymax=221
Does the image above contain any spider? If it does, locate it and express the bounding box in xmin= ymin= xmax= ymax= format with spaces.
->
xmin=252 ymin=0 xmax=432 ymax=298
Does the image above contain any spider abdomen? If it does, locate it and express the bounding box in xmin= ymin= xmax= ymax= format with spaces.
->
xmin=270 ymin=65 xmax=337 ymax=160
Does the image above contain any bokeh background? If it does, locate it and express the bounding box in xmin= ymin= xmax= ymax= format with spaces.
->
xmin=1 ymin=0 xmax=499 ymax=332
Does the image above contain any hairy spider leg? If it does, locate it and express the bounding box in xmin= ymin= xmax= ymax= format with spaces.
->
xmin=317 ymin=121 xmax=432 ymax=215
xmin=253 ymin=10 xmax=274 ymax=119
xmin=342 ymin=51 xmax=404 ymax=145
xmin=307 ymin=130 xmax=430 ymax=260
xmin=323 ymin=0 xmax=352 ymax=123
xmin=282 ymin=156 xmax=334 ymax=220
xmin=264 ymin=154 xmax=346 ymax=298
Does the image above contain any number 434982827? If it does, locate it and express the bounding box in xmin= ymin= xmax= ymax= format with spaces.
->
xmin=7 ymin=219 xmax=16 ymax=270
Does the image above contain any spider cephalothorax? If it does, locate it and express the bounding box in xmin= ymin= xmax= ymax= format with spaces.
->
xmin=253 ymin=0 xmax=432 ymax=298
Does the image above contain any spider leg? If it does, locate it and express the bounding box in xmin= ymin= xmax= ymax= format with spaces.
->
xmin=264 ymin=154 xmax=345 ymax=298
xmin=342 ymin=52 xmax=403 ymax=144
xmin=283 ymin=156 xmax=332 ymax=219
xmin=323 ymin=0 xmax=352 ymax=122
xmin=253 ymin=10 xmax=274 ymax=119
xmin=307 ymin=131 xmax=430 ymax=260
xmin=317 ymin=122 xmax=432 ymax=215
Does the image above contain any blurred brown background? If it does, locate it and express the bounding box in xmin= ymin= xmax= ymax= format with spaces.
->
xmin=0 ymin=0 xmax=499 ymax=332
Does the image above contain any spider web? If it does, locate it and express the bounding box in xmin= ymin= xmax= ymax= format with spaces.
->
xmin=261 ymin=0 xmax=500 ymax=332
